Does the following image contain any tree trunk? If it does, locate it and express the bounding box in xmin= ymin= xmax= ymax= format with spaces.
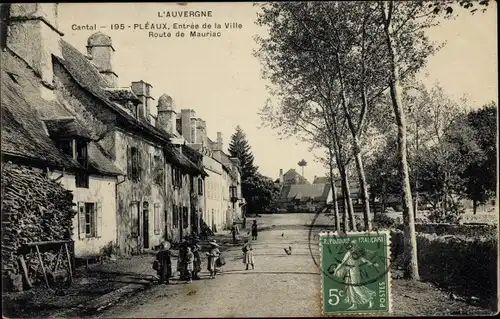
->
xmin=352 ymin=142 xmax=371 ymax=231
xmin=328 ymin=146 xmax=341 ymax=231
xmin=332 ymin=141 xmax=357 ymax=232
xmin=335 ymin=46 xmax=371 ymax=232
xmin=342 ymin=195 xmax=348 ymax=232
xmin=341 ymin=171 xmax=357 ymax=232
xmin=381 ymin=0 xmax=419 ymax=280
xmin=473 ymin=199 xmax=477 ymax=215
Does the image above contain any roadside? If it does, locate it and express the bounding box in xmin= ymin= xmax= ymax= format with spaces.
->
xmin=1 ymin=221 xmax=263 ymax=319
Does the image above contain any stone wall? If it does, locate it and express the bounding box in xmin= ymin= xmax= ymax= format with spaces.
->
xmin=394 ymin=223 xmax=497 ymax=238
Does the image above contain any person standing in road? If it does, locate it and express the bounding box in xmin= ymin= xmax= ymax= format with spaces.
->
xmin=155 ymin=241 xmax=172 ymax=284
xmin=206 ymin=241 xmax=221 ymax=279
xmin=242 ymin=240 xmax=255 ymax=270
xmin=231 ymin=223 xmax=238 ymax=243
xmin=185 ymin=246 xmax=194 ymax=283
xmin=191 ymin=237 xmax=202 ymax=280
xmin=251 ymin=220 xmax=258 ymax=240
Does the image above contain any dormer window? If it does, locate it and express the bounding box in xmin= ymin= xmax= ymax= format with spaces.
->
xmin=45 ymin=119 xmax=92 ymax=189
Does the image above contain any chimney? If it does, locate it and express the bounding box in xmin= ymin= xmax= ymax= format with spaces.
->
xmin=216 ymin=132 xmax=223 ymax=151
xmin=190 ymin=117 xmax=197 ymax=144
xmin=279 ymin=169 xmax=284 ymax=184
xmin=180 ymin=109 xmax=195 ymax=142
xmin=156 ymin=93 xmax=176 ymax=134
xmin=7 ymin=4 xmax=64 ymax=90
xmin=131 ymin=81 xmax=154 ymax=121
xmin=87 ymin=32 xmax=118 ymax=87
xmin=196 ymin=119 xmax=207 ymax=145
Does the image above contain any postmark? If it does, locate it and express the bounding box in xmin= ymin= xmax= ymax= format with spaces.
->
xmin=319 ymin=231 xmax=392 ymax=315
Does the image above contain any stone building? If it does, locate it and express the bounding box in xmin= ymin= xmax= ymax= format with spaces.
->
xmin=1 ymin=4 xmax=122 ymax=257
xmin=174 ymin=109 xmax=245 ymax=232
xmin=1 ymin=3 xmax=205 ymax=256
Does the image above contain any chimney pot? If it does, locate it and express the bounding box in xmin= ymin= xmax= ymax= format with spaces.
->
xmin=7 ymin=4 xmax=64 ymax=89
xmin=87 ymin=31 xmax=118 ymax=87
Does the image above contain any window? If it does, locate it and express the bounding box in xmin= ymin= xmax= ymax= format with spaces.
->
xmin=154 ymin=203 xmax=161 ymax=235
xmin=127 ymin=146 xmax=142 ymax=182
xmin=173 ymin=204 xmax=179 ymax=229
xmin=198 ymin=178 xmax=203 ymax=195
xmin=153 ymin=155 xmax=164 ymax=186
xmin=173 ymin=168 xmax=183 ymax=188
xmin=190 ymin=176 xmax=194 ymax=193
xmin=77 ymin=202 xmax=102 ymax=239
xmin=130 ymin=201 xmax=139 ymax=237
xmin=230 ymin=185 xmax=237 ymax=201
xmin=182 ymin=207 xmax=189 ymax=229
xmin=76 ymin=140 xmax=89 ymax=188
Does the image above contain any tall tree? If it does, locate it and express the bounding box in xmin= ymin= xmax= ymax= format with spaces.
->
xmin=462 ymin=102 xmax=497 ymax=214
xmin=228 ymin=126 xmax=258 ymax=180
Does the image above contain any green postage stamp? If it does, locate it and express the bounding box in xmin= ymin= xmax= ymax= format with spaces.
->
xmin=320 ymin=231 xmax=392 ymax=315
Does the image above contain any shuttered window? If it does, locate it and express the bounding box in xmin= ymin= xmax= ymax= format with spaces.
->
xmin=154 ymin=203 xmax=161 ymax=235
xmin=182 ymin=207 xmax=189 ymax=229
xmin=77 ymin=202 xmax=101 ymax=238
xmin=130 ymin=201 xmax=139 ymax=236
xmin=127 ymin=146 xmax=142 ymax=182
xmin=173 ymin=205 xmax=179 ymax=229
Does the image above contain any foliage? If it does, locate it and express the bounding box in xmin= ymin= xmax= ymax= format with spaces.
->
xmin=373 ymin=213 xmax=398 ymax=229
xmin=228 ymin=126 xmax=258 ymax=180
xmin=391 ymin=229 xmax=498 ymax=305
xmin=100 ymin=241 xmax=119 ymax=257
xmin=1 ymin=163 xmax=76 ymax=284
xmin=426 ymin=201 xmax=465 ymax=224
xmin=461 ymin=103 xmax=497 ymax=212
xmin=228 ymin=126 xmax=279 ymax=212
xmin=242 ymin=172 xmax=280 ymax=213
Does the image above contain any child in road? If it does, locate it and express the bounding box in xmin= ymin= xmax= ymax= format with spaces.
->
xmin=242 ymin=240 xmax=255 ymax=270
xmin=185 ymin=246 xmax=194 ymax=283
xmin=251 ymin=220 xmax=258 ymax=240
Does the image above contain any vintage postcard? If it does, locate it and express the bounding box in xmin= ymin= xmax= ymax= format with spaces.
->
xmin=1 ymin=1 xmax=498 ymax=318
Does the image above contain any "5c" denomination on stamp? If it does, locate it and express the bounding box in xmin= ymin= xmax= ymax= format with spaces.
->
xmin=320 ymin=231 xmax=392 ymax=315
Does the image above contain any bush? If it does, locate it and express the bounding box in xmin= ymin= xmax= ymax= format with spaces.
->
xmin=427 ymin=201 xmax=465 ymax=224
xmin=373 ymin=213 xmax=397 ymax=229
xmin=390 ymin=230 xmax=497 ymax=303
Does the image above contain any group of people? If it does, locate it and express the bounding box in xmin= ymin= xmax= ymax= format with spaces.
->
xmin=154 ymin=219 xmax=259 ymax=284
xmin=154 ymin=236 xmax=224 ymax=284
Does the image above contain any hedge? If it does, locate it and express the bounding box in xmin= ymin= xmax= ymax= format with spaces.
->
xmin=390 ymin=230 xmax=498 ymax=302
xmin=1 ymin=163 xmax=76 ymax=289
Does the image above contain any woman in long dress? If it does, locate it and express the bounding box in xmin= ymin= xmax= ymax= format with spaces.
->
xmin=191 ymin=238 xmax=202 ymax=280
xmin=333 ymin=240 xmax=378 ymax=310
xmin=206 ymin=241 xmax=221 ymax=279
xmin=242 ymin=240 xmax=255 ymax=270
xmin=156 ymin=241 xmax=172 ymax=284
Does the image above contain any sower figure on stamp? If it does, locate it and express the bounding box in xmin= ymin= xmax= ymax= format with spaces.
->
xmin=251 ymin=220 xmax=258 ymax=240
xmin=334 ymin=240 xmax=379 ymax=310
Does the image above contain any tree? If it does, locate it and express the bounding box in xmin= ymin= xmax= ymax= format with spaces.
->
xmin=228 ymin=126 xmax=258 ymax=180
xmin=462 ymin=102 xmax=497 ymax=214
xmin=242 ymin=172 xmax=280 ymax=213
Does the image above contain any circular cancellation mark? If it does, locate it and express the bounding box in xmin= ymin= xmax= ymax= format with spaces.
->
xmin=307 ymin=209 xmax=392 ymax=286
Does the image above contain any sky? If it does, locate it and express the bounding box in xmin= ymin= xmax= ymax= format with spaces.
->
xmin=57 ymin=2 xmax=497 ymax=183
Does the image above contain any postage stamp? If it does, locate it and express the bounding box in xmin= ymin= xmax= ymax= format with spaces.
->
xmin=320 ymin=231 xmax=392 ymax=315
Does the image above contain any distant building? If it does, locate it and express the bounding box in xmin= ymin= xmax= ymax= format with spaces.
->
xmin=278 ymin=183 xmax=333 ymax=212
xmin=279 ymin=168 xmax=310 ymax=186
xmin=277 ymin=169 xmax=330 ymax=212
